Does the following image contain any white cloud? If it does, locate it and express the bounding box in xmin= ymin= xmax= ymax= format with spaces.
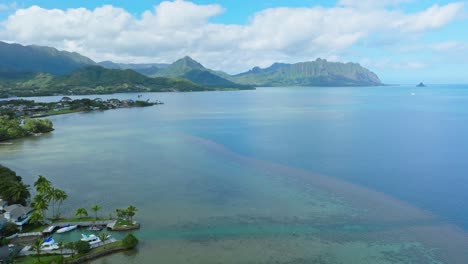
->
xmin=0 ymin=0 xmax=465 ymax=73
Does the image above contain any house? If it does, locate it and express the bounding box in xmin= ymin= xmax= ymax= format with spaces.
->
xmin=0 ymin=200 xmax=7 ymax=211
xmin=3 ymin=204 xmax=33 ymax=226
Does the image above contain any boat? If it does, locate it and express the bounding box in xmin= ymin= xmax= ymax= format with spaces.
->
xmin=56 ymin=224 xmax=78 ymax=233
xmin=87 ymin=226 xmax=102 ymax=231
xmin=41 ymin=237 xmax=59 ymax=251
xmin=81 ymin=234 xmax=110 ymax=245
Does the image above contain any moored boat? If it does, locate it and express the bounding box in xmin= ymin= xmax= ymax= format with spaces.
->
xmin=56 ymin=224 xmax=78 ymax=233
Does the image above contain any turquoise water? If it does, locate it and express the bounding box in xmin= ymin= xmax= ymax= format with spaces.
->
xmin=2 ymin=86 xmax=468 ymax=263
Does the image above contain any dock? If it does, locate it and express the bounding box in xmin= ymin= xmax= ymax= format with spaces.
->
xmin=53 ymin=220 xmax=114 ymax=228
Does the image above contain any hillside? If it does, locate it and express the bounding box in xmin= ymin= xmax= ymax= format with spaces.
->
xmin=151 ymin=57 xmax=253 ymax=89
xmin=0 ymin=66 xmax=208 ymax=97
xmin=0 ymin=41 xmax=95 ymax=75
xmin=230 ymin=59 xmax=382 ymax=86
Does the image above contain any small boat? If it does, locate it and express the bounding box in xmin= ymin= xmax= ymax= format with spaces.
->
xmin=56 ymin=224 xmax=78 ymax=234
xmin=87 ymin=226 xmax=102 ymax=231
xmin=41 ymin=237 xmax=59 ymax=251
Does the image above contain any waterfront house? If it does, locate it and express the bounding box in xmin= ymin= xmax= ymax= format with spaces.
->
xmin=3 ymin=205 xmax=33 ymax=226
xmin=0 ymin=200 xmax=7 ymax=211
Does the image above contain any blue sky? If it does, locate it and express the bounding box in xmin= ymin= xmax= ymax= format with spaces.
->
xmin=0 ymin=0 xmax=467 ymax=83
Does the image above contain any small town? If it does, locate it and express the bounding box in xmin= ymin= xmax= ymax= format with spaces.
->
xmin=0 ymin=97 xmax=163 ymax=119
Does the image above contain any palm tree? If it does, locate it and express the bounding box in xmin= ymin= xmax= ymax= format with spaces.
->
xmin=98 ymin=232 xmax=109 ymax=247
xmin=28 ymin=211 xmax=44 ymax=226
xmin=126 ymin=205 xmax=137 ymax=222
xmin=53 ymin=189 xmax=68 ymax=219
xmin=75 ymin=208 xmax=88 ymax=219
xmin=5 ymin=181 xmax=30 ymax=205
xmin=91 ymin=204 xmax=101 ymax=220
xmin=31 ymin=238 xmax=43 ymax=263
xmin=32 ymin=194 xmax=49 ymax=217
xmin=34 ymin=175 xmax=51 ymax=194
xmin=57 ymin=241 xmax=65 ymax=257
xmin=65 ymin=241 xmax=75 ymax=257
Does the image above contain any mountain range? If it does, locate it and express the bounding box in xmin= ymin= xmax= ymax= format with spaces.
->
xmin=0 ymin=41 xmax=382 ymax=97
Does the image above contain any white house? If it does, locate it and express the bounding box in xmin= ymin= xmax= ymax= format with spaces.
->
xmin=3 ymin=204 xmax=34 ymax=226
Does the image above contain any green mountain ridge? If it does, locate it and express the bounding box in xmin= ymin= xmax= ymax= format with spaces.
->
xmin=230 ymin=59 xmax=382 ymax=86
xmin=0 ymin=66 xmax=208 ymax=97
xmin=0 ymin=41 xmax=96 ymax=75
xmin=150 ymin=56 xmax=253 ymax=89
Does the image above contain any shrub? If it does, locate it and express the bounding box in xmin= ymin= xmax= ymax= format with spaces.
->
xmin=1 ymin=222 xmax=19 ymax=236
xmin=74 ymin=240 xmax=91 ymax=254
xmin=122 ymin=234 xmax=138 ymax=249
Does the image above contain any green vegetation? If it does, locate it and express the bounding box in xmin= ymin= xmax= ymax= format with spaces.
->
xmin=229 ymin=59 xmax=382 ymax=86
xmin=74 ymin=240 xmax=91 ymax=254
xmin=2 ymin=222 xmax=19 ymax=236
xmin=91 ymin=204 xmax=102 ymax=220
xmin=122 ymin=234 xmax=139 ymax=249
xmin=0 ymin=65 xmax=210 ymax=98
xmin=0 ymin=40 xmax=95 ymax=75
xmin=30 ymin=175 xmax=68 ymax=221
xmin=0 ymin=164 xmax=30 ymax=205
xmin=115 ymin=205 xmax=138 ymax=222
xmin=23 ymin=118 xmax=54 ymax=134
xmin=0 ymin=115 xmax=53 ymax=141
xmin=75 ymin=208 xmax=88 ymax=219
xmin=16 ymin=255 xmax=63 ymax=264
xmin=151 ymin=56 xmax=254 ymax=90
xmin=31 ymin=239 xmax=43 ymax=263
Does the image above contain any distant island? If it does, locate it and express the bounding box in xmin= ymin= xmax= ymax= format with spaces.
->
xmin=0 ymin=41 xmax=382 ymax=98
xmin=0 ymin=97 xmax=161 ymax=142
xmin=417 ymin=82 xmax=426 ymax=87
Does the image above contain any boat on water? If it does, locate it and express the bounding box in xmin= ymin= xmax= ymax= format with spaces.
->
xmin=56 ymin=224 xmax=78 ymax=233
xmin=41 ymin=237 xmax=59 ymax=251
xmin=81 ymin=234 xmax=110 ymax=245
xmin=87 ymin=226 xmax=102 ymax=231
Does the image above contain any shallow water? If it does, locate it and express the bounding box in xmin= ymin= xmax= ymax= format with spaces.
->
xmin=2 ymin=86 xmax=468 ymax=263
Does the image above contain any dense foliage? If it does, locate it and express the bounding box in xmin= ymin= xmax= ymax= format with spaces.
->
xmin=1 ymin=222 xmax=19 ymax=236
xmin=74 ymin=240 xmax=91 ymax=254
xmin=230 ymin=59 xmax=382 ymax=86
xmin=0 ymin=66 xmax=208 ymax=98
xmin=0 ymin=115 xmax=53 ymax=141
xmin=0 ymin=164 xmax=30 ymax=205
xmin=151 ymin=56 xmax=254 ymax=89
xmin=23 ymin=118 xmax=54 ymax=133
xmin=0 ymin=41 xmax=95 ymax=75
xmin=122 ymin=234 xmax=139 ymax=249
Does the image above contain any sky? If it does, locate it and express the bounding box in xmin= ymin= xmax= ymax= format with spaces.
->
xmin=0 ymin=0 xmax=467 ymax=84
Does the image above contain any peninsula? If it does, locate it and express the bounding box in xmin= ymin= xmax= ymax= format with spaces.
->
xmin=0 ymin=97 xmax=162 ymax=142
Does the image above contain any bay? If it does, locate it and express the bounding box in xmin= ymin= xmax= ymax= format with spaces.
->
xmin=2 ymin=86 xmax=468 ymax=263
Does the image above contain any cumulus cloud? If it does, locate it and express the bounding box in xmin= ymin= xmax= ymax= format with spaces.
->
xmin=0 ymin=0 xmax=465 ymax=73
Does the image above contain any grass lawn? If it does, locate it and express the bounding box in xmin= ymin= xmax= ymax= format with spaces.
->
xmin=16 ymin=255 xmax=63 ymax=264
xmin=21 ymin=223 xmax=48 ymax=233
xmin=53 ymin=217 xmax=110 ymax=223
xmin=115 ymin=219 xmax=132 ymax=226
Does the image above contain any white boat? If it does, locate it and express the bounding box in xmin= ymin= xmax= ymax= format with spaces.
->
xmin=56 ymin=224 xmax=78 ymax=233
xmin=81 ymin=234 xmax=110 ymax=245
xmin=81 ymin=234 xmax=101 ymax=245
xmin=41 ymin=237 xmax=59 ymax=251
